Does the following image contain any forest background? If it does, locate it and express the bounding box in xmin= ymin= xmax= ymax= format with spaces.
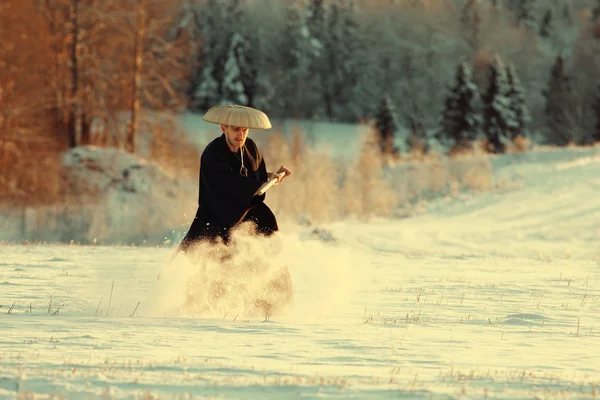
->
xmin=1 ymin=0 xmax=599 ymax=243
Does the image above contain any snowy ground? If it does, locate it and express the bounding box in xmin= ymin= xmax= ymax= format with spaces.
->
xmin=1 ymin=150 xmax=600 ymax=399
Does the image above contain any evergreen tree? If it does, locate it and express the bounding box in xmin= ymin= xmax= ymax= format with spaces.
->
xmin=353 ymin=18 xmax=384 ymax=122
xmin=221 ymin=0 xmax=259 ymax=107
xmin=508 ymin=0 xmax=537 ymax=30
xmin=505 ymin=63 xmax=530 ymax=140
xmin=277 ymin=1 xmax=312 ymax=118
xmin=593 ymin=83 xmax=600 ymax=143
xmin=190 ymin=0 xmax=257 ymax=110
xmin=543 ymin=55 xmax=574 ymax=146
xmin=562 ymin=4 xmax=573 ymax=26
xmin=438 ymin=61 xmax=482 ymax=153
xmin=307 ymin=0 xmax=327 ymax=29
xmin=221 ymin=32 xmax=253 ymax=105
xmin=489 ymin=0 xmax=502 ymax=19
xmin=305 ymin=0 xmax=329 ymax=119
xmin=193 ymin=66 xmax=220 ymax=110
xmin=245 ymin=20 xmax=276 ymax=113
xmin=322 ymin=0 xmax=364 ymax=121
xmin=482 ymin=55 xmax=514 ymax=153
xmin=460 ymin=0 xmax=481 ymax=52
xmin=374 ymin=94 xmax=398 ymax=156
xmin=539 ymin=9 xmax=553 ymax=38
xmin=592 ymin=0 xmax=600 ymax=22
xmin=189 ymin=0 xmax=227 ymax=110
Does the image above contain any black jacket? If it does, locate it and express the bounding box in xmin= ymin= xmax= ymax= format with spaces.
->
xmin=180 ymin=133 xmax=277 ymax=248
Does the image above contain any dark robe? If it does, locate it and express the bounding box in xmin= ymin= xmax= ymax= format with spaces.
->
xmin=179 ymin=133 xmax=279 ymax=251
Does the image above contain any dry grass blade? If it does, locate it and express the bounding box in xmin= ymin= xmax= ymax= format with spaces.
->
xmin=106 ymin=280 xmax=114 ymax=317
xmin=130 ymin=301 xmax=140 ymax=317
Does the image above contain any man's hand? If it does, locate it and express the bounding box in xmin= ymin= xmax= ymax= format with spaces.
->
xmin=277 ymin=165 xmax=291 ymax=178
xmin=268 ymin=165 xmax=291 ymax=185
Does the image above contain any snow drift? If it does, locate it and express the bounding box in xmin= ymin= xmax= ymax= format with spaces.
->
xmin=0 ymin=146 xmax=198 ymax=244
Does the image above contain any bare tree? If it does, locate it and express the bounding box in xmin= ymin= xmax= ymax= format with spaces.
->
xmin=0 ymin=0 xmax=63 ymax=203
xmin=126 ymin=0 xmax=146 ymax=153
xmin=36 ymin=0 xmax=82 ymax=147
xmin=121 ymin=0 xmax=192 ymax=152
xmin=35 ymin=0 xmax=190 ymax=152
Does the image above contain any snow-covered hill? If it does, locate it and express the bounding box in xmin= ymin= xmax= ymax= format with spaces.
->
xmin=0 ymin=146 xmax=198 ymax=245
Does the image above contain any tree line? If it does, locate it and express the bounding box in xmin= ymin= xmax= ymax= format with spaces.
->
xmin=2 ymin=0 xmax=600 ymax=201
xmin=375 ymin=51 xmax=600 ymax=157
xmin=183 ymin=0 xmax=600 ymax=153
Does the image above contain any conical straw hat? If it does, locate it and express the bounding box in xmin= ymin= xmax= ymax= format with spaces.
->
xmin=202 ymin=105 xmax=272 ymax=129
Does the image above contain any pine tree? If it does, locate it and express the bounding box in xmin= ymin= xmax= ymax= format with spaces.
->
xmin=460 ymin=0 xmax=481 ymax=52
xmin=189 ymin=0 xmax=226 ymax=110
xmin=505 ymin=63 xmax=530 ymax=140
xmin=374 ymin=94 xmax=398 ymax=156
xmin=221 ymin=32 xmax=251 ymax=105
xmin=322 ymin=0 xmax=342 ymax=119
xmin=304 ymin=0 xmax=329 ymax=119
xmin=539 ymin=9 xmax=553 ymax=38
xmin=193 ymin=66 xmax=219 ymax=110
xmin=592 ymin=0 xmax=600 ymax=22
xmin=321 ymin=0 xmax=364 ymax=121
xmin=593 ymin=83 xmax=600 ymax=143
xmin=222 ymin=0 xmax=259 ymax=107
xmin=509 ymin=0 xmax=537 ymax=30
xmin=543 ymin=55 xmax=574 ymax=146
xmin=276 ymin=1 xmax=311 ymax=118
xmin=562 ymin=4 xmax=573 ymax=26
xmin=190 ymin=0 xmax=258 ymax=110
xmin=438 ymin=61 xmax=482 ymax=153
xmin=482 ymin=55 xmax=514 ymax=153
xmin=307 ymin=0 xmax=327 ymax=30
xmin=344 ymin=0 xmax=374 ymax=123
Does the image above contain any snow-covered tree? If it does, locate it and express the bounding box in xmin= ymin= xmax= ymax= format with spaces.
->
xmin=592 ymin=0 xmax=600 ymax=22
xmin=192 ymin=62 xmax=220 ymax=110
xmin=539 ymin=9 xmax=553 ymax=38
xmin=306 ymin=0 xmax=327 ymax=43
xmin=190 ymin=0 xmax=259 ymax=110
xmin=321 ymin=0 xmax=364 ymax=121
xmin=189 ymin=0 xmax=226 ymax=111
xmin=221 ymin=32 xmax=251 ymax=106
xmin=438 ymin=61 xmax=482 ymax=153
xmin=304 ymin=0 xmax=329 ymax=119
xmin=488 ymin=0 xmax=502 ymax=23
xmin=505 ymin=62 xmax=530 ymax=140
xmin=460 ymin=0 xmax=482 ymax=52
xmin=374 ymin=94 xmax=398 ymax=156
xmin=562 ymin=3 xmax=573 ymax=26
xmin=231 ymin=1 xmax=261 ymax=107
xmin=482 ymin=55 xmax=514 ymax=153
xmin=508 ymin=0 xmax=538 ymax=30
xmin=350 ymin=11 xmax=384 ymax=122
xmin=167 ymin=0 xmax=202 ymax=44
xmin=343 ymin=2 xmax=374 ymax=122
xmin=175 ymin=0 xmax=596 ymax=141
xmin=274 ymin=1 xmax=313 ymax=118
xmin=543 ymin=55 xmax=575 ymax=146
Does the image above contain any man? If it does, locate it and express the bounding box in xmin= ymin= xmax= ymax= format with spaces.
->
xmin=178 ymin=104 xmax=291 ymax=253
xmin=164 ymin=105 xmax=293 ymax=316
